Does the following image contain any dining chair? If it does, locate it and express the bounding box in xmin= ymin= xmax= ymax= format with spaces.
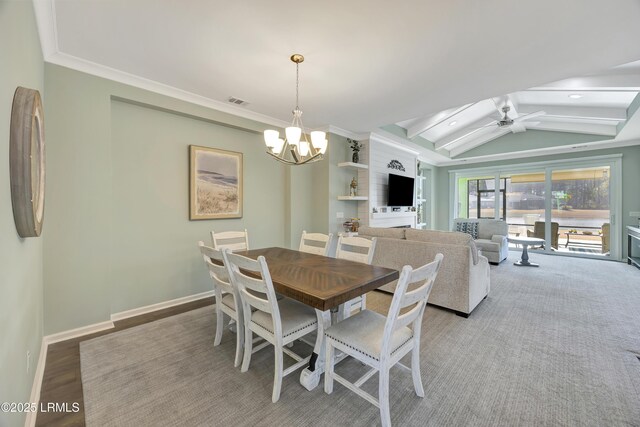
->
xmin=298 ymin=230 xmax=333 ymax=256
xmin=335 ymin=235 xmax=377 ymax=317
xmin=198 ymin=241 xmax=244 ymax=367
xmin=223 ymin=250 xmax=318 ymax=403
xmin=324 ymin=253 xmax=443 ymax=427
xmin=211 ymin=229 xmax=249 ymax=252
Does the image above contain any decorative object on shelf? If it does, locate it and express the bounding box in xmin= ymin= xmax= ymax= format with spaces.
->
xmin=263 ymin=54 xmax=327 ymax=165
xmin=410 ymin=206 xmax=416 ymax=211
xmin=381 ymin=207 xmax=387 ymax=213
xmin=387 ymin=160 xmax=405 ymax=172
xmin=372 ymin=207 xmax=378 ymax=213
xmin=10 ymin=87 xmax=46 ymax=238
xmin=349 ymin=176 xmax=358 ymax=196
xmin=189 ymin=145 xmax=243 ymax=220
xmin=347 ymin=138 xmax=363 ymax=164
xmin=417 ymin=160 xmax=421 ymax=175
xmin=343 ymin=218 xmax=360 ymax=232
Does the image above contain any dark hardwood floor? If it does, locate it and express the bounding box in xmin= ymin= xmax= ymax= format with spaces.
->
xmin=35 ymin=297 xmax=214 ymax=426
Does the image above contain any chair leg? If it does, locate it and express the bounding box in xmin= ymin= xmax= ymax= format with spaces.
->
xmin=379 ymin=366 xmax=391 ymax=427
xmin=411 ymin=344 xmax=424 ymax=397
xmin=241 ymin=327 xmax=253 ymax=373
xmin=214 ymin=305 xmax=224 ymax=346
xmin=272 ymin=346 xmax=284 ymax=403
xmin=234 ymin=318 xmax=244 ymax=368
xmin=324 ymin=341 xmax=335 ymax=394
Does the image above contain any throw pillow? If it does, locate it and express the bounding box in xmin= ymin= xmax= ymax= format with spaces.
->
xmin=456 ymin=221 xmax=479 ymax=239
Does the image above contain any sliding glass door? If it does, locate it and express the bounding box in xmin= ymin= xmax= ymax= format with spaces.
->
xmin=452 ymin=156 xmax=620 ymax=260
xmin=551 ymin=167 xmax=611 ymax=257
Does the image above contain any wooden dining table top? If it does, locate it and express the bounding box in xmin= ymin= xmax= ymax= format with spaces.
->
xmin=236 ymin=247 xmax=399 ymax=311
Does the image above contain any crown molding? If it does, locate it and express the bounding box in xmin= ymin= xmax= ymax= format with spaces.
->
xmin=321 ymin=125 xmax=368 ymax=141
xmin=32 ymin=0 xmax=291 ymax=129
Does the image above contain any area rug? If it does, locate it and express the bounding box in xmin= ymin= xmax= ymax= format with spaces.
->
xmin=80 ymin=253 xmax=640 ymax=426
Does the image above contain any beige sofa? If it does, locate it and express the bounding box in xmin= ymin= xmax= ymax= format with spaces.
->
xmin=358 ymin=226 xmax=490 ymax=317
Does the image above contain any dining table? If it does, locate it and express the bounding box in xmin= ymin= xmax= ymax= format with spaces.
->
xmin=236 ymin=247 xmax=399 ymax=390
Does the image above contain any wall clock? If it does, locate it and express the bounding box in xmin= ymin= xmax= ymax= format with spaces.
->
xmin=10 ymin=87 xmax=45 ymax=237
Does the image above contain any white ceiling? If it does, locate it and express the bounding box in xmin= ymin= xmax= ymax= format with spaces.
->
xmin=37 ymin=0 xmax=640 ymax=135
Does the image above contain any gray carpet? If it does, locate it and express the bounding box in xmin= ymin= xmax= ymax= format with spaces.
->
xmin=80 ymin=252 xmax=640 ymax=426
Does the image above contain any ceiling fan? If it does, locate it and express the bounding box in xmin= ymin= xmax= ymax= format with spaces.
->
xmin=486 ymin=104 xmax=545 ymax=134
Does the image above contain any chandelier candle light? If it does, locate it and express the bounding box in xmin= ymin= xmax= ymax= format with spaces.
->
xmin=263 ymin=54 xmax=327 ymax=165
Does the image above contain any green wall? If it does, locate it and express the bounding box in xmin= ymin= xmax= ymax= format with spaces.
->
xmin=0 ymin=2 xmax=44 ymax=426
xmin=43 ymin=64 xmax=319 ymax=332
xmin=434 ymin=145 xmax=640 ymax=258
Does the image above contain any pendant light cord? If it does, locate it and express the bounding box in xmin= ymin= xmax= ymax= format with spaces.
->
xmin=295 ymin=62 xmax=300 ymax=110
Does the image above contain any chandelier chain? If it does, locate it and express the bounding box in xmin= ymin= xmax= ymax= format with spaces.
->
xmin=295 ymin=61 xmax=300 ymax=110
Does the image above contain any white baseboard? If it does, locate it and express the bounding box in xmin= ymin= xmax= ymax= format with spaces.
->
xmin=25 ymin=337 xmax=48 ymax=427
xmin=44 ymin=320 xmax=115 ymax=345
xmin=110 ymin=290 xmax=214 ymax=322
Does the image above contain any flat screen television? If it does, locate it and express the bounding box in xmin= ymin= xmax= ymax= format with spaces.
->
xmin=387 ymin=173 xmax=415 ymax=206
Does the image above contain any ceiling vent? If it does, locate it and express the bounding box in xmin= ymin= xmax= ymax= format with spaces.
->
xmin=227 ymin=96 xmax=249 ymax=106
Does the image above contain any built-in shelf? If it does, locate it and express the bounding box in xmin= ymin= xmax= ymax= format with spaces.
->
xmin=371 ymin=211 xmax=417 ymax=219
xmin=338 ymin=196 xmax=368 ymax=201
xmin=337 ymin=162 xmax=369 ymax=170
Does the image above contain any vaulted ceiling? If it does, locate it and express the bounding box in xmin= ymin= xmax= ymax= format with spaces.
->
xmin=396 ymin=65 xmax=640 ymax=160
xmin=34 ymin=0 xmax=640 ymax=164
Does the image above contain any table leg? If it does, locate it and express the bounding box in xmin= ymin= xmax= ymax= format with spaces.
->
xmin=300 ymin=309 xmax=331 ymax=391
xmin=514 ymin=243 xmax=539 ymax=267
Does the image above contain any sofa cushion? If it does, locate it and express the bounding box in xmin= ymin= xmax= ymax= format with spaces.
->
xmin=455 ymin=221 xmax=479 ymax=239
xmin=475 ymin=239 xmax=500 ymax=253
xmin=358 ymin=226 xmax=406 ymax=240
xmin=406 ymin=229 xmax=469 ymax=245
xmin=406 ymin=229 xmax=478 ymax=265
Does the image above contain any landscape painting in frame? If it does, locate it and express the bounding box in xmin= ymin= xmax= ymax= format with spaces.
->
xmin=190 ymin=145 xmax=243 ymax=220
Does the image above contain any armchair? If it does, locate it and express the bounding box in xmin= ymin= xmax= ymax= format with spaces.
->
xmin=526 ymin=221 xmax=559 ymax=250
xmin=453 ymin=218 xmax=509 ymax=264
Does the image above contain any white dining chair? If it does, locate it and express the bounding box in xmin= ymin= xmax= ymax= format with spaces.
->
xmin=198 ymin=241 xmax=244 ymax=367
xmin=335 ymin=235 xmax=377 ymax=317
xmin=223 ymin=250 xmax=319 ymax=403
xmin=298 ymin=230 xmax=333 ymax=256
xmin=211 ymin=229 xmax=249 ymax=252
xmin=324 ymin=253 xmax=443 ymax=427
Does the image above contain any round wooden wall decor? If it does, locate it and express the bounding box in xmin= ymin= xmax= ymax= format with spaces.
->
xmin=10 ymin=87 xmax=45 ymax=238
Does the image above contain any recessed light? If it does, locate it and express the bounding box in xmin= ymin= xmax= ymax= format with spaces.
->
xmin=449 ymin=121 xmax=457 ymax=126
xmin=568 ymin=94 xmax=582 ymax=99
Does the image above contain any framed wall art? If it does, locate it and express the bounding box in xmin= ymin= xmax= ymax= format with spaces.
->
xmin=10 ymin=87 xmax=46 ymax=237
xmin=189 ymin=145 xmax=243 ymax=220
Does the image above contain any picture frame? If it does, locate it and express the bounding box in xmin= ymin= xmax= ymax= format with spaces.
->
xmin=189 ymin=145 xmax=243 ymax=220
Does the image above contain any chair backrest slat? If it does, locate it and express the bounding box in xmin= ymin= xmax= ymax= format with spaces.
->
xmin=299 ymin=231 xmax=333 ymax=256
xmin=394 ymin=303 xmax=423 ymax=330
xmin=336 ymin=235 xmax=377 ymax=265
xmin=224 ymin=252 xmax=280 ymax=319
xmin=211 ymin=229 xmax=249 ymax=252
xmin=198 ymin=241 xmax=237 ymax=306
xmin=205 ymin=259 xmax=234 ymax=295
xmin=381 ymin=253 xmax=443 ymax=357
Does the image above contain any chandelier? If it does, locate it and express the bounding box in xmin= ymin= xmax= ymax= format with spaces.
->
xmin=263 ymin=54 xmax=327 ymax=165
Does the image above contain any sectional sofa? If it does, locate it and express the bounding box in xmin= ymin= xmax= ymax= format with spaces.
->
xmin=358 ymin=226 xmax=490 ymax=317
